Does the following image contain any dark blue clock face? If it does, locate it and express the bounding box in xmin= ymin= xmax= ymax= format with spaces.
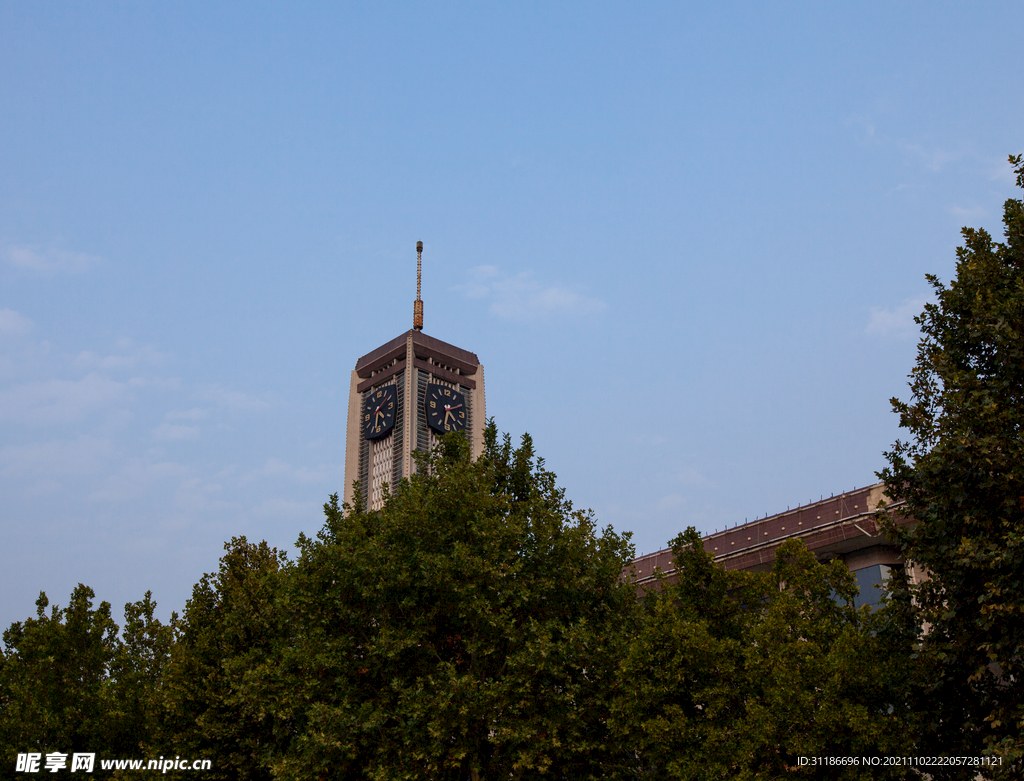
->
xmin=426 ymin=384 xmax=466 ymax=434
xmin=363 ymin=385 xmax=397 ymax=440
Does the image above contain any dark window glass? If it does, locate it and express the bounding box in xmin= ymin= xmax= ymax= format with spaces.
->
xmin=852 ymin=564 xmax=891 ymax=609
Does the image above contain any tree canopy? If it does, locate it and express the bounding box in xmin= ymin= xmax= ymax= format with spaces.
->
xmin=0 ymin=587 xmax=173 ymax=779
xmin=249 ymin=425 xmax=640 ymax=780
xmin=879 ymin=154 xmax=1024 ymax=776
xmin=614 ymin=528 xmax=919 ymax=780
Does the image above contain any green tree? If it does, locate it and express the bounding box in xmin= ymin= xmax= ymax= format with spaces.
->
xmin=159 ymin=537 xmax=287 ymax=781
xmin=0 ymin=586 xmax=119 ymax=776
xmin=612 ymin=528 xmax=750 ymax=779
xmin=256 ymin=425 xmax=639 ymax=780
xmin=0 ymin=587 xmax=175 ymax=779
xmin=879 ymin=154 xmax=1024 ymax=776
xmin=106 ymin=592 xmax=176 ymax=759
xmin=614 ymin=529 xmax=918 ymax=780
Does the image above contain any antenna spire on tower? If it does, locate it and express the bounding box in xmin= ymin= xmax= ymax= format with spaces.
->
xmin=413 ymin=241 xmax=424 ymax=331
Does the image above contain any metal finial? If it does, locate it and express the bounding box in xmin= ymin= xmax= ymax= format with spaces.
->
xmin=413 ymin=241 xmax=424 ymax=331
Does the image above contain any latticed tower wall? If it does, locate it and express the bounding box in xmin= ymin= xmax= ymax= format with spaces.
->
xmin=392 ymin=372 xmax=404 ymax=486
xmin=361 ymin=372 xmax=404 ymax=511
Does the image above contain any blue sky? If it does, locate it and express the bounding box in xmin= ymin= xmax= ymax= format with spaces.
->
xmin=2 ymin=2 xmax=1021 ymax=629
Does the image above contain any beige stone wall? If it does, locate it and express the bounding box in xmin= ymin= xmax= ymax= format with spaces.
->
xmin=342 ymin=369 xmax=362 ymax=510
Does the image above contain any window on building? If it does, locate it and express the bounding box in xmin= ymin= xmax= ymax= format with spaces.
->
xmin=852 ymin=564 xmax=893 ymax=609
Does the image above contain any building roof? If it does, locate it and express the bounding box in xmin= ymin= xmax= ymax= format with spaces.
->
xmin=630 ymin=482 xmax=908 ymax=589
xmin=354 ymin=330 xmax=481 ymax=376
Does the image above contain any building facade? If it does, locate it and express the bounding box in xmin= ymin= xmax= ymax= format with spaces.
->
xmin=631 ymin=483 xmax=922 ymax=607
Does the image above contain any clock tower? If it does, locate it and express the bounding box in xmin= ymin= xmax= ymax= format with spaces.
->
xmin=342 ymin=242 xmax=486 ymax=511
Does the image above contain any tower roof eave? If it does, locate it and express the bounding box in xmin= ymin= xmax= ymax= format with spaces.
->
xmin=354 ymin=330 xmax=481 ymax=376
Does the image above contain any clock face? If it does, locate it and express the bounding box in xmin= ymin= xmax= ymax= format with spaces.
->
xmin=363 ymin=385 xmax=397 ymax=440
xmin=426 ymin=384 xmax=467 ymax=434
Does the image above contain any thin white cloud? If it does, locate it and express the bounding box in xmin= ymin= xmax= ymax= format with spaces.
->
xmin=0 ymin=436 xmax=114 ymax=479
xmin=460 ymin=265 xmax=501 ymax=299
xmin=846 ymin=113 xmax=878 ymax=144
xmin=655 ymin=494 xmax=685 ymax=512
xmin=459 ymin=265 xmax=607 ymax=324
xmin=166 ymin=408 xmax=208 ymax=421
xmin=245 ymin=457 xmax=332 ymax=484
xmin=950 ymin=205 xmax=985 ymax=222
xmin=899 ymin=142 xmax=961 ymax=172
xmin=153 ymin=423 xmax=200 ymax=441
xmin=0 ymin=374 xmax=132 ymax=424
xmin=866 ymin=296 xmax=928 ymax=339
xmin=73 ymin=341 xmax=166 ymax=371
xmin=201 ymin=384 xmax=272 ymax=411
xmin=0 ymin=309 xmax=33 ymax=335
xmin=87 ymin=458 xmax=193 ymax=503
xmin=673 ymin=466 xmax=713 ymax=488
xmin=127 ymin=376 xmax=181 ymax=391
xmin=846 ymin=115 xmax=967 ymax=173
xmin=252 ymin=497 xmax=321 ymax=519
xmin=6 ymin=245 xmax=100 ymax=273
xmin=991 ymin=157 xmax=1019 ymax=185
xmin=173 ymin=476 xmax=234 ymax=514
